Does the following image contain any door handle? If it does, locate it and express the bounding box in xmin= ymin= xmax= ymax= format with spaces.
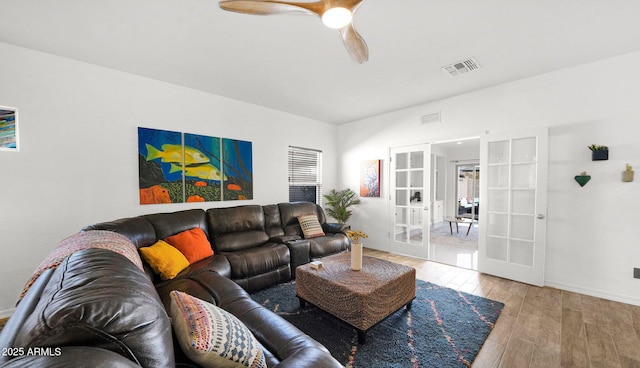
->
xmin=536 ymin=214 xmax=545 ymax=219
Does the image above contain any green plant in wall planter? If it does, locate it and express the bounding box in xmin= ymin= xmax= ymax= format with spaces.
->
xmin=588 ymin=144 xmax=608 ymax=161
xmin=323 ymin=188 xmax=361 ymax=224
xmin=575 ymin=171 xmax=591 ymax=187
xmin=622 ymin=163 xmax=634 ymax=182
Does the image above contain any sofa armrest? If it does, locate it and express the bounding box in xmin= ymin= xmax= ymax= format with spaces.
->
xmin=322 ymin=223 xmax=349 ymax=234
xmin=269 ymin=235 xmax=302 ymax=243
xmin=1 ymin=347 xmax=141 ymax=368
xmin=0 ymin=269 xmax=55 ymax=365
xmin=285 ymin=239 xmax=310 ymax=278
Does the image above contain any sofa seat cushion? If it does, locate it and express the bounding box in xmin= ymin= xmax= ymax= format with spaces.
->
xmin=156 ymin=271 xmax=342 ymax=368
xmin=170 ymin=291 xmax=267 ymax=368
xmin=308 ymin=233 xmax=349 ymax=259
xmin=222 ymin=243 xmax=290 ymax=280
xmin=13 ymin=248 xmax=174 ymax=368
xmin=177 ymin=253 xmax=232 ymax=279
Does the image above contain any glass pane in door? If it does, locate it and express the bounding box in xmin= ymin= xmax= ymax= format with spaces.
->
xmin=410 ymin=151 xmax=424 ymax=168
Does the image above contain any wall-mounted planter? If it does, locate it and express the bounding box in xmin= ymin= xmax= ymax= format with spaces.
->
xmin=575 ymin=172 xmax=591 ymax=187
xmin=592 ymin=150 xmax=608 ymax=161
xmin=588 ymin=145 xmax=609 ymax=161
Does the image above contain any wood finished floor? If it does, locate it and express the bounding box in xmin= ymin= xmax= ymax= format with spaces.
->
xmin=364 ymin=248 xmax=640 ymax=368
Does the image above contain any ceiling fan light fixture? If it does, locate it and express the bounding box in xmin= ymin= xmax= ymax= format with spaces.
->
xmin=321 ymin=7 xmax=352 ymax=29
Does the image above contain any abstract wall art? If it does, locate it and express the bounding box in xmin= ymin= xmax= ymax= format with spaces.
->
xmin=360 ymin=159 xmax=381 ymax=197
xmin=0 ymin=107 xmax=18 ymax=151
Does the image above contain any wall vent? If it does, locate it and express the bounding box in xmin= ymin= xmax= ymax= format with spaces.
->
xmin=442 ymin=58 xmax=480 ymax=77
xmin=421 ymin=112 xmax=441 ymax=124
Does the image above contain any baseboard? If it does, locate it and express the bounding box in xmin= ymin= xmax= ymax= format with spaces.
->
xmin=545 ymin=281 xmax=640 ymax=307
xmin=0 ymin=308 xmax=15 ymax=319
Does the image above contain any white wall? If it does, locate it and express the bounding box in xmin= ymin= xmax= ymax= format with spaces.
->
xmin=0 ymin=42 xmax=339 ymax=314
xmin=338 ymin=51 xmax=640 ymax=306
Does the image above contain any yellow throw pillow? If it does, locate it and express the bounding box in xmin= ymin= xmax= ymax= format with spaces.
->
xmin=140 ymin=240 xmax=190 ymax=280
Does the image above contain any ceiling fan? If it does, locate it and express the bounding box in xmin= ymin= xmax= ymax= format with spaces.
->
xmin=218 ymin=0 xmax=368 ymax=63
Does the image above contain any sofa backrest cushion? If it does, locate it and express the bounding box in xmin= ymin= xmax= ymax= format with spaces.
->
xmin=262 ymin=204 xmax=285 ymax=238
xmin=206 ymin=205 xmax=269 ymax=252
xmin=12 ymin=248 xmax=174 ymax=367
xmin=278 ymin=202 xmax=326 ymax=237
xmin=82 ymin=216 xmax=157 ymax=249
xmin=143 ymin=209 xmax=208 ymax=240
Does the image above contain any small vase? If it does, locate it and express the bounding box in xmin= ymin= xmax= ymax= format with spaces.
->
xmin=351 ymin=242 xmax=363 ymax=271
xmin=622 ymin=170 xmax=634 ymax=182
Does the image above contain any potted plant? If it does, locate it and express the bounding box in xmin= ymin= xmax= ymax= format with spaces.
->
xmin=622 ymin=163 xmax=634 ymax=182
xmin=346 ymin=230 xmax=368 ymax=271
xmin=323 ymin=188 xmax=361 ymax=224
xmin=588 ymin=144 xmax=609 ymax=161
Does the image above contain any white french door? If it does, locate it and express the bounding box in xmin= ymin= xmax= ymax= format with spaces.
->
xmin=389 ymin=144 xmax=431 ymax=259
xmin=478 ymin=127 xmax=548 ymax=286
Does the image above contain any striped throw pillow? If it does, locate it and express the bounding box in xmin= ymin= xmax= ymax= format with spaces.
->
xmin=170 ymin=291 xmax=267 ymax=368
xmin=297 ymin=214 xmax=325 ymax=239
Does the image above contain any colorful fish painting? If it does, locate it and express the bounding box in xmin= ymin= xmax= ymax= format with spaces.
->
xmin=138 ymin=128 xmax=252 ymax=204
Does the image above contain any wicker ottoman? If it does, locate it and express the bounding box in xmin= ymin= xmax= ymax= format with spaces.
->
xmin=296 ymin=252 xmax=416 ymax=344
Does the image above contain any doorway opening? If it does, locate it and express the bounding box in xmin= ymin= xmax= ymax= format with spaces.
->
xmin=428 ymin=139 xmax=480 ymax=270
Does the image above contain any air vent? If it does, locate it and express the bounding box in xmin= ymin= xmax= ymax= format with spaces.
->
xmin=442 ymin=58 xmax=480 ymax=77
xmin=421 ymin=112 xmax=441 ymax=124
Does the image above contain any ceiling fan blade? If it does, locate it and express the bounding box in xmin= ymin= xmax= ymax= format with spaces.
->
xmin=338 ymin=24 xmax=368 ymax=63
xmin=219 ymin=0 xmax=320 ymax=16
xmin=330 ymin=0 xmax=363 ymax=12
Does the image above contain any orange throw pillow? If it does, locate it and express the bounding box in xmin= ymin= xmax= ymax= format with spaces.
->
xmin=164 ymin=227 xmax=213 ymax=264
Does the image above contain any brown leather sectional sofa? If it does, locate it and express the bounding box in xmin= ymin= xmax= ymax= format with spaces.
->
xmin=0 ymin=202 xmax=348 ymax=367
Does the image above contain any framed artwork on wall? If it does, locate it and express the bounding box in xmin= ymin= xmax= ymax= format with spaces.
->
xmin=183 ymin=133 xmax=222 ymax=202
xmin=360 ymin=159 xmax=381 ymax=197
xmin=0 ymin=107 xmax=18 ymax=151
xmin=138 ymin=127 xmax=184 ymax=205
xmin=137 ymin=127 xmax=253 ymax=204
xmin=222 ymin=138 xmax=253 ymax=200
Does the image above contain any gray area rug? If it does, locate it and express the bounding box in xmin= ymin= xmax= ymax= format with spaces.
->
xmin=251 ymin=279 xmax=503 ymax=368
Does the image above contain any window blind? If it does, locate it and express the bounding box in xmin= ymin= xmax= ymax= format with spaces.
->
xmin=288 ymin=146 xmax=322 ymax=204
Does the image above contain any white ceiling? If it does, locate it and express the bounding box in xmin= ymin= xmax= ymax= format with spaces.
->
xmin=2 ymin=0 xmax=640 ymax=124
